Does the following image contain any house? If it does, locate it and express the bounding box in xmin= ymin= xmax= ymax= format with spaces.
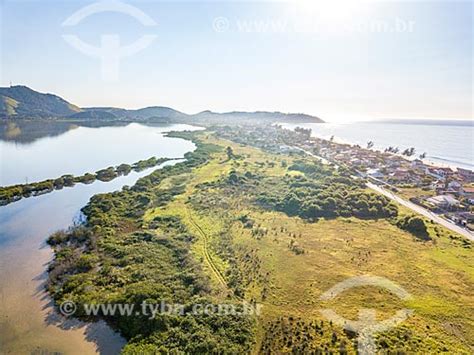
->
xmin=386 ymin=157 xmax=401 ymax=168
xmin=452 ymin=212 xmax=474 ymax=227
xmin=350 ymin=158 xmax=363 ymax=166
xmin=426 ymin=168 xmax=442 ymax=180
xmin=430 ymin=180 xmax=445 ymax=190
xmin=460 ymin=186 xmax=474 ymax=204
xmin=426 ymin=195 xmax=460 ymax=209
xmin=411 ymin=159 xmax=425 ymax=170
xmin=389 ymin=168 xmax=410 ymax=182
xmin=448 ymin=180 xmax=462 ymax=190
xmin=426 ymin=167 xmax=453 ymax=181
xmin=279 ymin=145 xmax=299 ymax=153
xmin=459 ymin=212 xmax=474 ymax=222
xmin=366 ymin=168 xmax=384 ymax=179
xmin=457 ymin=168 xmax=474 ymax=182
xmin=460 ymin=186 xmax=474 ymax=197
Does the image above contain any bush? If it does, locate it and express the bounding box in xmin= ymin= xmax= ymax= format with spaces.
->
xmin=397 ymin=215 xmax=430 ymax=240
xmin=96 ymin=167 xmax=118 ymax=181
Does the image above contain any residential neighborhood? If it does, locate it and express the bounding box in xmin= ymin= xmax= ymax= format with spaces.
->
xmin=215 ymin=124 xmax=474 ymax=234
xmin=307 ymin=132 xmax=474 ymax=233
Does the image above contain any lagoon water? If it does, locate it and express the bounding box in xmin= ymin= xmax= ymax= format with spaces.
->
xmin=1 ymin=119 xmax=471 ymax=353
xmin=282 ymin=120 xmax=474 ymax=170
xmin=0 ymin=122 xmax=198 ymax=354
xmin=0 ymin=122 xmax=200 ymax=186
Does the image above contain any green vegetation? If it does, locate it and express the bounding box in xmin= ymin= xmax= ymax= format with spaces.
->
xmin=47 ymin=129 xmax=473 ymax=354
xmin=47 ymin=139 xmax=256 ymax=353
xmin=256 ymin=160 xmax=398 ymax=220
xmin=132 ymin=157 xmax=159 ymax=171
xmin=74 ymin=173 xmax=96 ymax=184
xmin=0 ymin=157 xmax=172 ymax=206
xmin=95 ymin=167 xmax=118 ymax=182
xmin=0 ymin=85 xmax=81 ymax=118
xmin=0 ymin=86 xmax=324 ymax=122
xmin=116 ymin=163 xmax=132 ymax=175
xmin=396 ymin=215 xmax=430 ymax=240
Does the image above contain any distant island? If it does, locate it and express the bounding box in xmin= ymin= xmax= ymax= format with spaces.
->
xmin=0 ymin=85 xmax=324 ymax=124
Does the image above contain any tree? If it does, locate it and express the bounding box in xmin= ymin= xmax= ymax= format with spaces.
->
xmin=295 ymin=127 xmax=312 ymax=139
xmin=397 ymin=215 xmax=430 ymax=240
xmin=367 ymin=141 xmax=374 ymax=149
xmin=419 ymin=152 xmax=427 ymax=159
xmin=386 ymin=146 xmax=400 ymax=154
xmin=226 ymin=146 xmax=234 ymax=160
xmin=403 ymin=147 xmax=416 ymax=157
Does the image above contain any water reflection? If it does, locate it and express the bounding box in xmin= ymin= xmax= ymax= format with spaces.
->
xmin=0 ymin=120 xmax=131 ymax=145
xmin=0 ymin=121 xmax=201 ymax=186
xmin=0 ymin=121 xmax=200 ymax=352
xmin=0 ymin=160 xmax=183 ymax=354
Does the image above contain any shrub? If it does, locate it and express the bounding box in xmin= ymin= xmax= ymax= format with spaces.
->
xmin=397 ymin=215 xmax=430 ymax=240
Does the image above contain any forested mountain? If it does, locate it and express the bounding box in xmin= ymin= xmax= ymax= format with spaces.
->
xmin=0 ymin=86 xmax=81 ymax=117
xmin=0 ymin=86 xmax=324 ymax=123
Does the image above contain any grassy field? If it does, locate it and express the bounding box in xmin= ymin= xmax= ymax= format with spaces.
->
xmin=142 ymin=132 xmax=473 ymax=353
xmin=397 ymin=186 xmax=436 ymax=200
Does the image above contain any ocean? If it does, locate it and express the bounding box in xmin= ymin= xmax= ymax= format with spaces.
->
xmin=281 ymin=120 xmax=474 ymax=170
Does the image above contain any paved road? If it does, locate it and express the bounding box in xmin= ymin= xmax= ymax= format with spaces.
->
xmin=294 ymin=146 xmax=474 ymax=242
xmin=292 ymin=147 xmax=331 ymax=165
xmin=367 ymin=182 xmax=474 ymax=242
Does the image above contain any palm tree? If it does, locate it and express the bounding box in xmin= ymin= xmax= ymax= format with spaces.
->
xmin=402 ymin=147 xmax=416 ymax=157
xmin=367 ymin=141 xmax=374 ymax=149
xmin=419 ymin=152 xmax=427 ymax=159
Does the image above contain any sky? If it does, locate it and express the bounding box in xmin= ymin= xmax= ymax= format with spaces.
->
xmin=0 ymin=0 xmax=472 ymax=122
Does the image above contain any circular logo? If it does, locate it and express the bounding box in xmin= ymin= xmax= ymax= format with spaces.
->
xmin=59 ymin=300 xmax=77 ymax=317
xmin=320 ymin=275 xmax=413 ymax=354
xmin=213 ymin=17 xmax=230 ymax=33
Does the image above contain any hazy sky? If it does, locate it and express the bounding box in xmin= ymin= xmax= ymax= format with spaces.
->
xmin=0 ymin=0 xmax=472 ymax=122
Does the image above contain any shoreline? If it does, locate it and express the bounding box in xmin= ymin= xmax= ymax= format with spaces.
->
xmin=0 ymin=157 xmax=182 ymax=206
xmin=0 ymin=157 xmax=194 ymax=354
xmin=280 ymin=123 xmax=473 ymax=172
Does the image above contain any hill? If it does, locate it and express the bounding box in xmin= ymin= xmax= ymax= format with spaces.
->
xmin=192 ymin=110 xmax=323 ymax=124
xmin=69 ymin=110 xmax=118 ymax=120
xmin=0 ymin=86 xmax=81 ymax=118
xmin=0 ymin=86 xmax=324 ymax=123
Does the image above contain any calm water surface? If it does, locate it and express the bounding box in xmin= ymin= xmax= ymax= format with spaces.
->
xmin=0 ymin=122 xmax=198 ymax=354
xmin=0 ymin=122 xmax=200 ymax=186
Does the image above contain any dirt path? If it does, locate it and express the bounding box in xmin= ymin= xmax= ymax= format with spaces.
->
xmin=186 ymin=207 xmax=229 ymax=289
